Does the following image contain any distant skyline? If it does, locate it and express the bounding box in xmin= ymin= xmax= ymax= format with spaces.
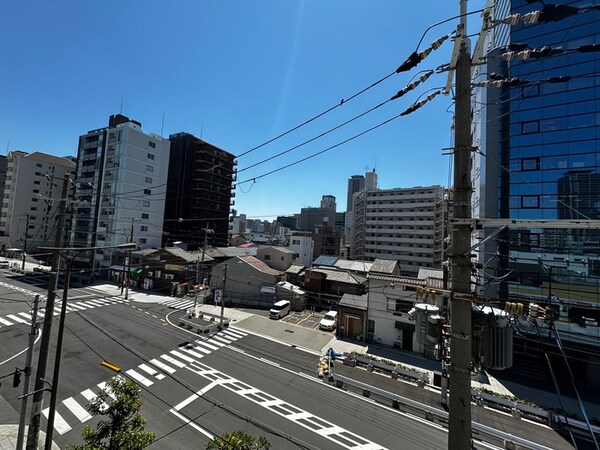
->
xmin=2 ymin=1 xmax=484 ymax=218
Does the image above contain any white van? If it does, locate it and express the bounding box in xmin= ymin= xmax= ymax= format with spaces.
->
xmin=269 ymin=300 xmax=291 ymax=320
xmin=319 ymin=311 xmax=338 ymax=331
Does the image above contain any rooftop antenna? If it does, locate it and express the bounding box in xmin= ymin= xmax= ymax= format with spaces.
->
xmin=160 ymin=112 xmax=165 ymax=137
xmin=119 ymin=96 xmax=124 ymax=114
xmin=5 ymin=142 xmax=9 ymax=156
xmin=200 ymin=122 xmax=204 ymax=139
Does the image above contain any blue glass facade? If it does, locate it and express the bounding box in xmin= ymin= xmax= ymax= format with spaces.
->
xmin=475 ymin=0 xmax=600 ymax=310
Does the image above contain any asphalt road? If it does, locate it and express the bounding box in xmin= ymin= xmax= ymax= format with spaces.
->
xmin=0 ymin=278 xmax=450 ymax=449
xmin=0 ymin=276 xmax=577 ymax=449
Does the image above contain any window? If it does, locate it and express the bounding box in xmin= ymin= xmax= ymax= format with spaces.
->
xmin=521 ymin=120 xmax=540 ymax=134
xmin=145 ymin=177 xmax=153 ymax=184
xmin=147 ymin=153 xmax=155 ymax=160
xmin=36 ymin=163 xmax=43 ymax=168
xmin=521 ymin=158 xmax=540 ymax=171
xmin=142 ymin=201 xmax=150 ymax=207
xmin=139 ymin=238 xmax=147 ymax=244
xmin=521 ymin=195 xmax=539 ymax=208
xmin=141 ymin=213 xmax=149 ymax=219
xmin=146 ymin=165 xmax=154 ymax=172
xmin=264 ymin=255 xmax=271 ymax=260
xmin=34 ymin=180 xmax=40 ymax=185
xmin=148 ymin=141 xmax=156 ymax=148
xmin=140 ymin=226 xmax=148 ymax=232
xmin=144 ymin=189 xmax=151 ymax=195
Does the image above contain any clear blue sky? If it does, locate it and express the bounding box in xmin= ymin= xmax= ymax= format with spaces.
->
xmin=1 ymin=0 xmax=484 ymax=219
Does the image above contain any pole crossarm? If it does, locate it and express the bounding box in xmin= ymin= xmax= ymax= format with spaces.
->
xmin=451 ymin=218 xmax=600 ymax=229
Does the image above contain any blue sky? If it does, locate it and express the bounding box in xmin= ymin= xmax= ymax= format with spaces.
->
xmin=1 ymin=1 xmax=484 ymax=218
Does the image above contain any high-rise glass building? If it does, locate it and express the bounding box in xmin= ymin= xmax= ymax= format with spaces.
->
xmin=473 ymin=0 xmax=600 ymax=305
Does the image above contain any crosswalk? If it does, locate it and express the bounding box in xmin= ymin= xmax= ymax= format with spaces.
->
xmin=0 ymin=296 xmax=128 ymax=328
xmin=174 ymin=350 xmax=387 ymax=449
xmin=160 ymin=297 xmax=196 ymax=310
xmin=42 ymin=327 xmax=248 ymax=436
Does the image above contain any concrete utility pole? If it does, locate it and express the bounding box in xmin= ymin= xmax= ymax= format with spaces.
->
xmin=16 ymin=295 xmax=40 ymax=450
xmin=125 ymin=217 xmax=136 ymax=300
xmin=194 ymin=223 xmax=210 ymax=311
xmin=21 ymin=213 xmax=30 ymax=271
xmin=448 ymin=0 xmax=474 ymax=448
xmin=27 ymin=173 xmax=69 ymax=450
xmin=219 ymin=263 xmax=227 ymax=328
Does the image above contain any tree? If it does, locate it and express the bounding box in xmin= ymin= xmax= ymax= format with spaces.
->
xmin=69 ymin=375 xmax=155 ymax=450
xmin=206 ymin=430 xmax=271 ymax=450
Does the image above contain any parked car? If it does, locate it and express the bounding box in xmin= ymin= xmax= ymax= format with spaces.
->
xmin=319 ymin=311 xmax=338 ymax=331
xmin=269 ymin=300 xmax=291 ymax=320
xmin=0 ymin=260 xmax=9 ymax=269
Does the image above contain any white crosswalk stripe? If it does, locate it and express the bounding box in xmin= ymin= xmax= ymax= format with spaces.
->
xmin=126 ymin=369 xmax=153 ymax=387
xmin=63 ymin=397 xmax=92 ymax=422
xmin=42 ymin=408 xmax=72 ymax=435
xmin=6 ymin=314 xmax=28 ymax=324
xmin=0 ymin=317 xmax=12 ymax=326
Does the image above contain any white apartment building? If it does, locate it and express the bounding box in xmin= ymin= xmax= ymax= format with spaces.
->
xmin=0 ymin=151 xmax=75 ymax=252
xmin=71 ymin=114 xmax=170 ymax=275
xmin=288 ymin=234 xmax=314 ymax=267
xmin=351 ymin=185 xmax=446 ymax=276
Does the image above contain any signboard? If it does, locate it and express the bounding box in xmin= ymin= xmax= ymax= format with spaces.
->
xmin=164 ymin=264 xmax=185 ymax=272
xmin=260 ymin=285 xmax=276 ymax=295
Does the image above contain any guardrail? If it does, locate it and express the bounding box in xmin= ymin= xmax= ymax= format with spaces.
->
xmin=350 ymin=355 xmax=430 ymax=384
xmin=330 ymin=372 xmax=556 ymax=450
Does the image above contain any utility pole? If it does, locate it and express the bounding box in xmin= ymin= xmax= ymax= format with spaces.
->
xmin=27 ymin=173 xmax=69 ymax=450
xmin=45 ymin=257 xmax=74 ymax=449
xmin=448 ymin=0 xmax=473 ymax=448
xmin=21 ymin=213 xmax=30 ymax=271
xmin=16 ymin=295 xmax=40 ymax=450
xmin=219 ymin=263 xmax=227 ymax=328
xmin=125 ymin=217 xmax=135 ymax=300
xmin=194 ymin=223 xmax=210 ymax=312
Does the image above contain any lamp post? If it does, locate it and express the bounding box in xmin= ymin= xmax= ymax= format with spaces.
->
xmin=37 ymin=242 xmax=137 ymax=450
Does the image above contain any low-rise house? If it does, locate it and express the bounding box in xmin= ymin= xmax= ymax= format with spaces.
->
xmin=210 ymin=256 xmax=305 ymax=311
xmin=303 ymin=266 xmax=366 ymax=309
xmin=370 ymin=258 xmax=401 ymax=276
xmin=338 ymin=293 xmax=369 ymax=341
xmin=257 ymin=246 xmax=298 ymax=271
xmin=131 ymin=246 xmax=214 ymax=295
xmin=285 ymin=264 xmax=305 ymax=286
xmin=368 ymin=273 xmax=445 ymax=354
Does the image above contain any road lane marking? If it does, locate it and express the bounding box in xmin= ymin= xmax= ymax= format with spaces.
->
xmin=126 ymin=369 xmax=153 ymax=387
xmin=170 ymin=350 xmax=195 ymax=363
xmin=160 ymin=354 xmax=186 ymax=368
xmin=194 ymin=340 xmax=219 ymax=351
xmin=81 ymin=389 xmax=108 ymax=412
xmin=97 ymin=381 xmax=116 ymax=399
xmin=170 ymin=409 xmax=214 ymax=439
xmin=173 ymin=381 xmax=220 ymax=411
xmin=149 ymin=358 xmax=176 ymax=374
xmin=0 ymin=317 xmax=13 ymax=326
xmin=222 ymin=328 xmax=246 ymax=339
xmin=42 ymin=408 xmax=72 ymax=435
xmin=185 ymin=344 xmax=211 ymax=354
xmin=63 ymin=397 xmax=92 ymax=422
xmin=6 ymin=314 xmax=28 ymax=324
xmin=209 ymin=335 xmax=231 ymax=345
xmin=138 ymin=364 xmax=158 ymax=376
xmin=181 ymin=348 xmax=206 ymax=360
xmin=17 ymin=312 xmax=33 ymax=321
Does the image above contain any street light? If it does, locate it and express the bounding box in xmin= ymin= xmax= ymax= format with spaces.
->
xmin=37 ymin=242 xmax=137 ymax=450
